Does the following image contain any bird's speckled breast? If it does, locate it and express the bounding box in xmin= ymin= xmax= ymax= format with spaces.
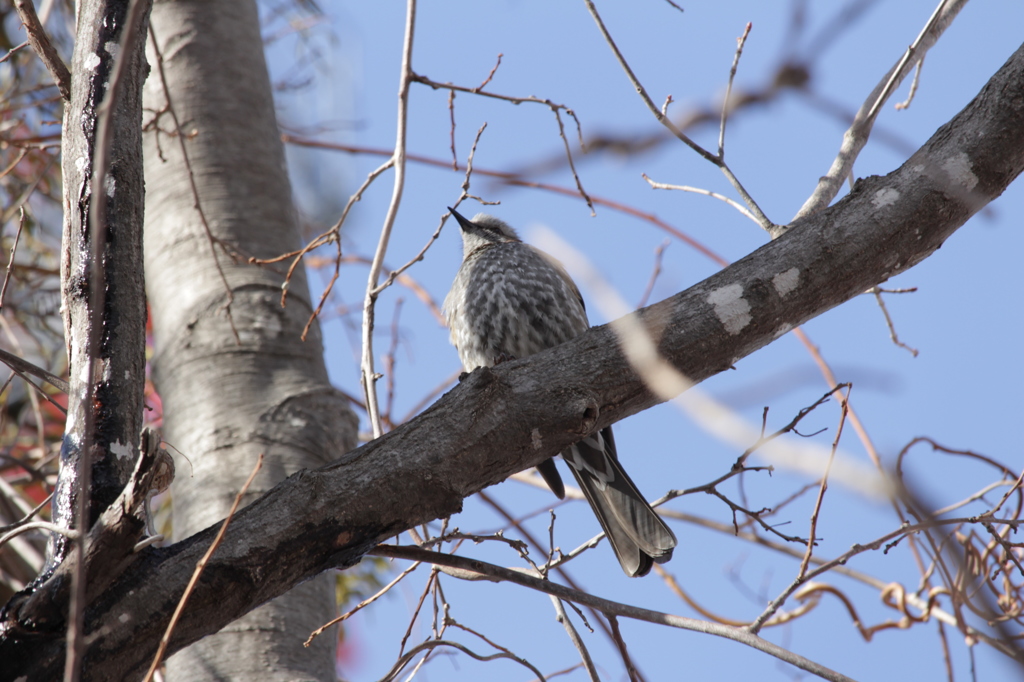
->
xmin=444 ymin=241 xmax=589 ymax=371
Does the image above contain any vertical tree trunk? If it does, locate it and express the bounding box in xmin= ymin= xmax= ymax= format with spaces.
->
xmin=51 ymin=0 xmax=150 ymax=572
xmin=142 ymin=1 xmax=357 ymax=679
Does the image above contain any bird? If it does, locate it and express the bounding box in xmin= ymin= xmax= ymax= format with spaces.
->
xmin=443 ymin=207 xmax=677 ymax=577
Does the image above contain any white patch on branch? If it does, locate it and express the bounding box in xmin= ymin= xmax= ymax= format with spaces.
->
xmin=110 ymin=440 xmax=133 ymax=461
xmin=872 ymin=187 xmax=900 ymax=208
xmin=942 ymin=152 xmax=979 ymax=190
xmin=84 ymin=52 xmax=101 ymax=71
xmin=707 ymin=283 xmax=751 ymax=335
xmin=531 ymin=428 xmax=542 ymax=450
xmin=772 ymin=268 xmax=800 ymax=298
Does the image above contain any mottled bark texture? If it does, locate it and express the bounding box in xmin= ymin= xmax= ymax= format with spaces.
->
xmin=0 ymin=32 xmax=1021 ymax=682
xmin=141 ymin=1 xmax=357 ymax=680
xmin=50 ymin=0 xmax=150 ymax=572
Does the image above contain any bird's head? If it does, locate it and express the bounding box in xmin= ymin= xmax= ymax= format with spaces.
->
xmin=448 ymin=207 xmax=520 ymax=257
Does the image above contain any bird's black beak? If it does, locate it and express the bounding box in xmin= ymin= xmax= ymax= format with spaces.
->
xmin=447 ymin=207 xmax=475 ymax=233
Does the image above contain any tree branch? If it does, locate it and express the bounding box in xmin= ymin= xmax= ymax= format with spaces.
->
xmin=13 ymin=0 xmax=71 ymax=101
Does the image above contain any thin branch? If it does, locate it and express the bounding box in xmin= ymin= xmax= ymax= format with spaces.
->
xmin=370 ymin=545 xmax=857 ymax=682
xmin=636 ymin=239 xmax=669 ymax=309
xmin=0 ymin=208 xmax=25 ymax=312
xmin=0 ymin=491 xmax=53 ymax=534
xmin=0 ymin=41 xmax=29 ymax=65
xmin=0 ymin=360 xmax=67 ymax=414
xmin=447 ymin=89 xmax=457 ymax=169
xmin=411 ymin=73 xmax=593 ymax=213
xmin=13 ymin=0 xmax=71 ymax=101
xmin=305 ymin=560 xmax=421 ymax=647
xmin=719 ymin=22 xmax=752 ymax=158
xmin=142 ymin=453 xmax=264 ymax=682
xmin=744 ymin=512 xmax=1024 ymax=640
xmin=0 ymin=347 xmax=70 ymax=393
xmin=281 ymin=135 xmax=727 ymax=264
xmin=378 ymin=638 xmax=547 ymax=682
xmin=549 ymin=595 xmax=599 ymax=681
xmin=371 ymin=123 xmax=489 ymax=305
xmin=381 ymin=297 xmax=404 ymax=429
xmin=361 ymin=0 xmax=416 ymax=439
xmin=474 ymin=491 xmax=629 ymax=661
xmin=295 ymin=158 xmax=395 ymax=339
xmin=794 ymin=0 xmax=968 ymax=219
xmin=870 ymin=286 xmax=920 ymax=357
xmin=642 ymin=174 xmax=758 ymax=224
xmin=607 ymin=614 xmax=641 ymax=682
xmin=581 ymin=0 xmax=776 ymax=234
xmin=476 ymin=53 xmax=503 ymax=91
xmin=894 ymin=56 xmax=925 ymax=111
xmin=0 ymin=519 xmax=78 ymax=549
xmin=1 ymin=154 xmax=57 ymax=224
xmin=798 ymin=387 xmax=850 ymax=578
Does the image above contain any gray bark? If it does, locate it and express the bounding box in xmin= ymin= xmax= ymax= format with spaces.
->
xmin=1 ymin=32 xmax=1022 ymax=682
xmin=141 ymin=1 xmax=356 ymax=680
xmin=49 ymin=0 xmax=150 ymax=571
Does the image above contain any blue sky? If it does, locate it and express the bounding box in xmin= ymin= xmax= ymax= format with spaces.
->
xmin=266 ymin=2 xmax=1023 ymax=680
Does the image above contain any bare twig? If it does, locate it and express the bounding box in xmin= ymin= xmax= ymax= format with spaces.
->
xmin=642 ymin=174 xmax=758 ymax=224
xmin=304 ymin=560 xmax=420 ymax=647
xmin=294 ymin=159 xmax=395 ymax=339
xmin=636 ymin=239 xmax=669 ymax=308
xmin=378 ymin=638 xmax=547 ymax=682
xmin=0 ymin=359 xmax=67 ymax=414
xmin=13 ymin=0 xmax=71 ymax=101
xmin=719 ymin=23 xmax=752 ymax=158
xmin=0 ymin=209 xmax=25 ymax=312
xmin=0 ymin=347 xmax=70 ymax=393
xmin=795 ymin=0 xmax=968 ymax=219
xmin=1 ymin=155 xmax=57 ymax=224
xmin=447 ymin=89 xmax=457 ymax=169
xmin=0 ymin=41 xmax=29 ymax=65
xmin=798 ymin=387 xmax=850 ymax=578
xmin=894 ymin=57 xmax=925 ymax=110
xmin=360 ymin=0 xmax=417 ymax=439
xmin=281 ymin=135 xmax=725 ymax=264
xmin=370 ymin=544 xmax=857 ymax=682
xmin=0 ymin=519 xmax=78 ymax=548
xmin=582 ymin=0 xmax=776 ymax=235
xmin=476 ymin=53 xmax=503 ymax=91
xmin=411 ymin=74 xmax=593 ymax=213
xmin=475 ymin=491 xmax=626 ymax=656
xmin=0 ymin=491 xmax=53 ymax=534
xmin=870 ymin=286 xmax=920 ymax=357
xmin=381 ymin=298 xmax=404 ymax=428
xmin=607 ymin=615 xmax=641 ymax=682
xmin=142 ymin=453 xmax=264 ymax=682
xmin=305 ymin=252 xmax=444 ymax=326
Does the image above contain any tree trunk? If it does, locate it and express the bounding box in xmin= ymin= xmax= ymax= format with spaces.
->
xmin=142 ymin=1 xmax=357 ymax=680
xmin=49 ymin=0 xmax=150 ymax=573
